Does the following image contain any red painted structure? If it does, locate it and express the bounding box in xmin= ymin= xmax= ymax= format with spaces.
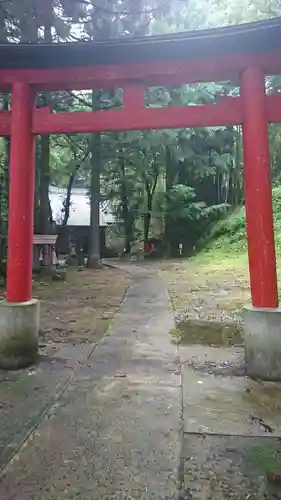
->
xmin=242 ymin=68 xmax=278 ymax=308
xmin=1 ymin=18 xmax=281 ymax=308
xmin=6 ymin=83 xmax=35 ymax=303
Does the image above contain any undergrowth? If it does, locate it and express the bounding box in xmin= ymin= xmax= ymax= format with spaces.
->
xmin=203 ymin=186 xmax=281 ymax=257
xmin=191 ymin=186 xmax=281 ymax=288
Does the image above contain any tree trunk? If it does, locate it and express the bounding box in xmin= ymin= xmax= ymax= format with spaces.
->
xmin=0 ymin=98 xmax=9 ymax=267
xmin=119 ymin=156 xmax=133 ymax=254
xmin=235 ymin=125 xmax=243 ymax=205
xmin=55 ymin=167 xmax=77 ymax=259
xmin=87 ymin=131 xmax=101 ymax=268
xmin=229 ymin=125 xmax=243 ymax=206
xmin=165 ymin=147 xmax=173 ymax=257
xmin=144 ymin=189 xmax=152 ymax=242
xmin=37 ymin=14 xmax=53 ymax=265
xmin=39 ymin=15 xmax=53 ymax=234
xmin=3 ymin=93 xmax=9 ymax=235
xmin=38 ymin=133 xmax=52 ymax=233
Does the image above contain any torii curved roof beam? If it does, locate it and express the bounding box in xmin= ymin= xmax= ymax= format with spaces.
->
xmin=0 ymin=18 xmax=279 ymax=92
xmin=0 ymin=17 xmax=280 ymax=69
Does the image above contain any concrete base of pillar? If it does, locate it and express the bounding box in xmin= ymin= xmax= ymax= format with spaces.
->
xmin=243 ymin=305 xmax=281 ymax=381
xmin=0 ymin=299 xmax=39 ymax=369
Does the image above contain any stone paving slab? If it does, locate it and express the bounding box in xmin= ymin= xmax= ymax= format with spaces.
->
xmin=0 ymin=343 xmax=95 ymax=471
xmin=0 ymin=268 xmax=181 ymax=500
xmin=183 ymin=368 xmax=281 ymax=437
xmin=181 ymin=434 xmax=281 ymax=499
xmin=0 ymin=376 xmax=180 ymax=500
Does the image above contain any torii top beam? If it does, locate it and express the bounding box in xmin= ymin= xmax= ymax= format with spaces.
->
xmin=0 ymin=18 xmax=280 ymax=91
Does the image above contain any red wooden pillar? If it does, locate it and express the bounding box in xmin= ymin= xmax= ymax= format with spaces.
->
xmin=242 ymin=67 xmax=278 ymax=308
xmin=6 ymin=82 xmax=35 ymax=303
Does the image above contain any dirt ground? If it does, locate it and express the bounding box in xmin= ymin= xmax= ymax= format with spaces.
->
xmin=136 ymin=255 xmax=249 ymax=345
xmin=140 ymin=255 xmax=250 ymax=322
xmin=33 ymin=266 xmax=131 ymax=345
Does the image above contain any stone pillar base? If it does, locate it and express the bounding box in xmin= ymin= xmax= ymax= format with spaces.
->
xmin=0 ymin=299 xmax=39 ymax=369
xmin=243 ymin=305 xmax=281 ymax=381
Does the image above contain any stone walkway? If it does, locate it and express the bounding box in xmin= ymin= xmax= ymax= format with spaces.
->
xmin=1 ymin=264 xmax=281 ymax=499
xmin=0 ymin=265 xmax=181 ymax=499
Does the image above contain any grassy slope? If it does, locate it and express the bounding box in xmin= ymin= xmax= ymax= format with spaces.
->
xmin=160 ymin=187 xmax=281 ymax=320
xmin=203 ymin=186 xmax=281 ymax=279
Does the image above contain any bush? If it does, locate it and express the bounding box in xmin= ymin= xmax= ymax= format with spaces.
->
xmin=206 ymin=186 xmax=281 ymax=255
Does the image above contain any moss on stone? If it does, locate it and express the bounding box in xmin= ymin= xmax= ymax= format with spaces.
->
xmin=248 ymin=444 xmax=281 ymax=476
xmin=0 ymin=329 xmax=38 ymax=369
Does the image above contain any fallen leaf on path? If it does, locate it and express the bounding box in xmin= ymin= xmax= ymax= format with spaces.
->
xmin=250 ymin=415 xmax=274 ymax=433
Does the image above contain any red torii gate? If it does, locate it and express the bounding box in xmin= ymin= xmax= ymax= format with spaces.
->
xmin=0 ymin=18 xmax=281 ymax=377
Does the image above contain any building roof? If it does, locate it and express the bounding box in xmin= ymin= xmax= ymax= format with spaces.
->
xmin=0 ymin=18 xmax=280 ymax=69
xmin=49 ymin=186 xmax=115 ymax=227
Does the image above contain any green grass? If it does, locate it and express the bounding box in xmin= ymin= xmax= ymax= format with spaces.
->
xmin=159 ymin=187 xmax=281 ymax=317
xmin=199 ymin=185 xmax=281 ymax=279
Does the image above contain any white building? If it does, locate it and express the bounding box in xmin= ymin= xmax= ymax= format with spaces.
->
xmin=49 ymin=186 xmax=115 ymax=228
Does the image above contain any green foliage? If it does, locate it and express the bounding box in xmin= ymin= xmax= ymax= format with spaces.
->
xmin=210 ymin=206 xmax=247 ymax=253
xmin=1 ymin=0 xmax=281 ymax=260
xmin=162 ymin=184 xmax=205 ymax=221
xmin=206 ymin=187 xmax=281 ymax=257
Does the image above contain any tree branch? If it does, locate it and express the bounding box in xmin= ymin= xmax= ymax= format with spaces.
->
xmin=66 ymin=0 xmax=172 ymax=16
xmin=61 ymin=149 xmax=90 ymax=226
xmin=67 ymin=91 xmax=92 ymax=109
xmin=151 ymin=170 xmax=159 ymax=196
